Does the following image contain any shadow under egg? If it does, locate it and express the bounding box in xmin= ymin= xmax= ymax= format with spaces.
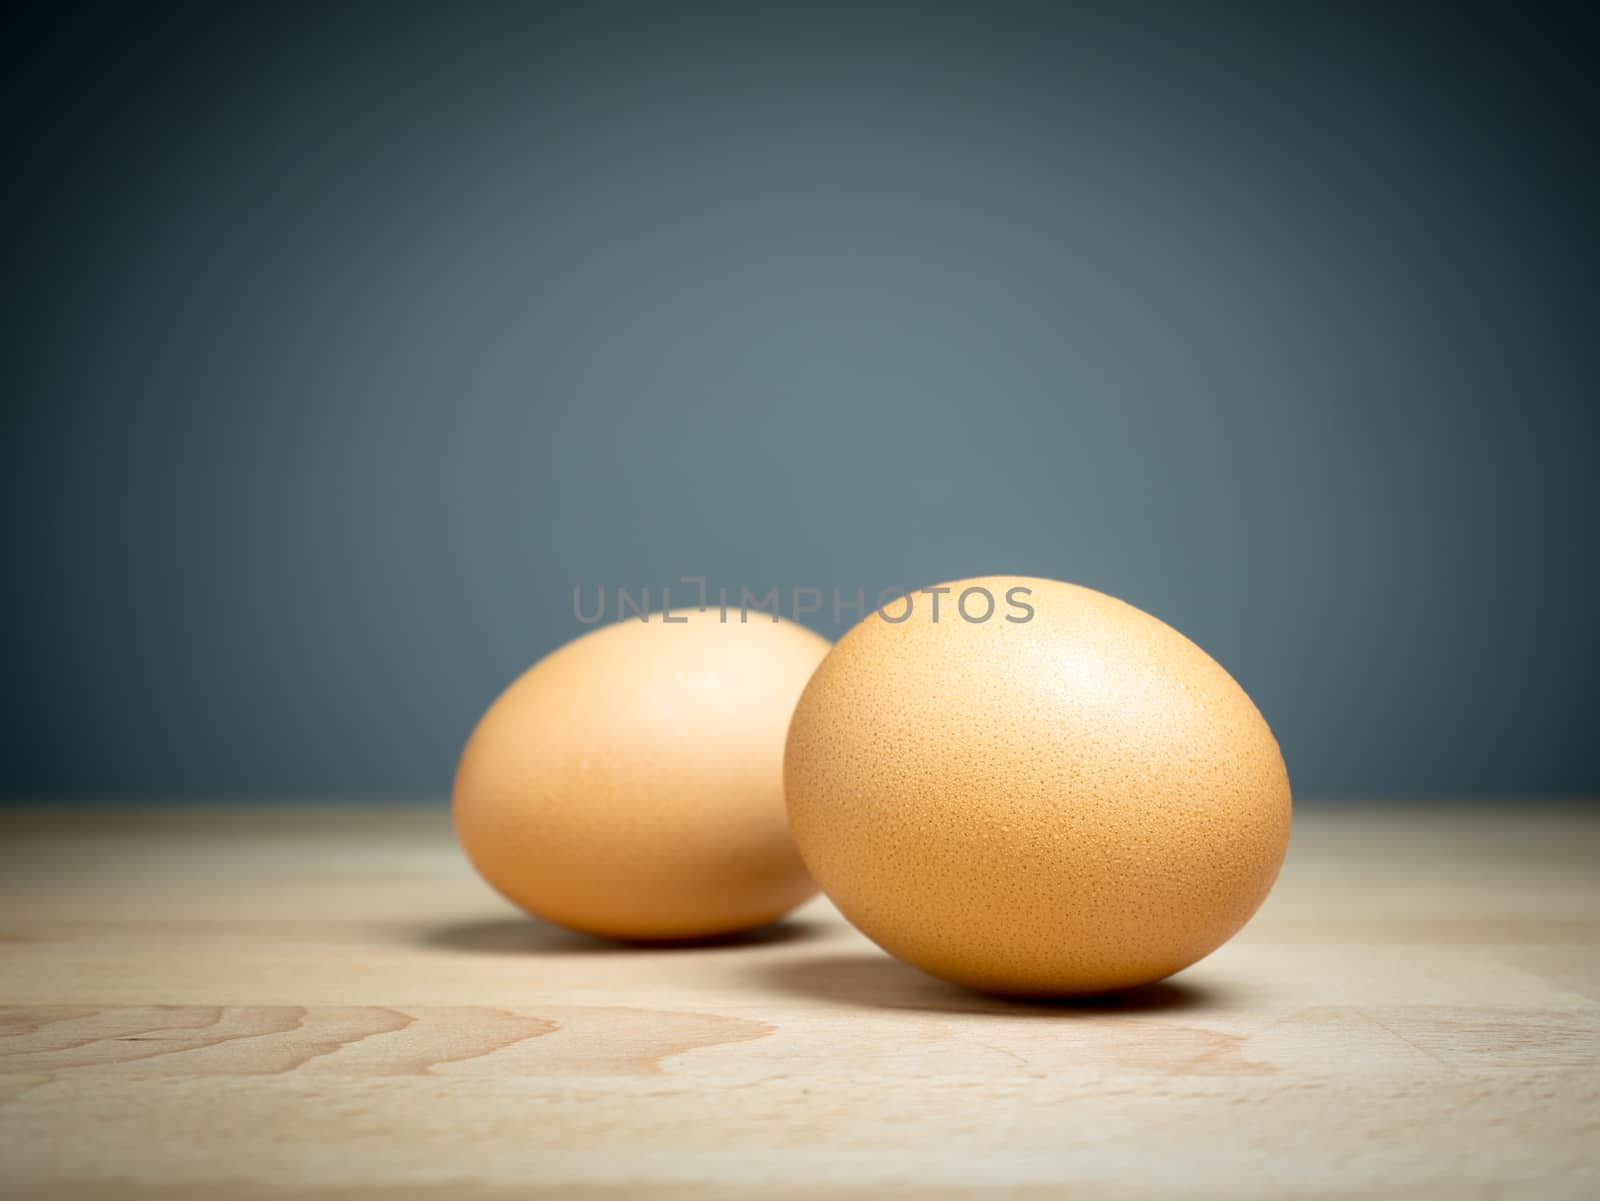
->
xmin=416 ymin=914 xmax=828 ymax=956
xmin=751 ymin=951 xmax=1230 ymax=1015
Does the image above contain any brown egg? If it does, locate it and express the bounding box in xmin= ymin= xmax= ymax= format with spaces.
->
xmin=455 ymin=612 xmax=830 ymax=940
xmin=784 ymin=576 xmax=1291 ymax=995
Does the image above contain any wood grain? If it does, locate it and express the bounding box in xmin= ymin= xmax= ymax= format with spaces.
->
xmin=1 ymin=803 xmax=1596 ymax=1200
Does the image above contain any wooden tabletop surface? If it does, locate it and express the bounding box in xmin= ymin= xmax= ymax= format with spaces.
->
xmin=1 ymin=802 xmax=1596 ymax=1200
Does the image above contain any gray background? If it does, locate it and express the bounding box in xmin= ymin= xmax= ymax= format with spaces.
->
xmin=5 ymin=3 xmax=1595 ymax=800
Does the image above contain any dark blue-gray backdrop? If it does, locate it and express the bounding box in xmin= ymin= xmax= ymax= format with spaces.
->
xmin=5 ymin=3 xmax=1596 ymax=799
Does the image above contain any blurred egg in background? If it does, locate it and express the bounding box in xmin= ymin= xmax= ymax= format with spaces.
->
xmin=455 ymin=611 xmax=830 ymax=940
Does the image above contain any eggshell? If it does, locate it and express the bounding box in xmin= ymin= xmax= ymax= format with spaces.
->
xmin=784 ymin=576 xmax=1291 ymax=995
xmin=455 ymin=612 xmax=830 ymax=940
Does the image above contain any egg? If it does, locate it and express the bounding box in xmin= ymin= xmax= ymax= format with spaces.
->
xmin=455 ymin=611 xmax=831 ymax=940
xmin=784 ymin=576 xmax=1291 ymax=995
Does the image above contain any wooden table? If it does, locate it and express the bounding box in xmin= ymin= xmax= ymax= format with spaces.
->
xmin=1 ymin=803 xmax=1595 ymax=1200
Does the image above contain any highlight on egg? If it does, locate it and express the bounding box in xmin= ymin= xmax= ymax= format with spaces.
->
xmin=454 ymin=610 xmax=831 ymax=941
xmin=784 ymin=576 xmax=1292 ymax=996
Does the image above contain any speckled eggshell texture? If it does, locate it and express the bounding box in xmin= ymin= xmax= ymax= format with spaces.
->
xmin=455 ymin=612 xmax=831 ymax=941
xmin=784 ymin=576 xmax=1292 ymax=996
